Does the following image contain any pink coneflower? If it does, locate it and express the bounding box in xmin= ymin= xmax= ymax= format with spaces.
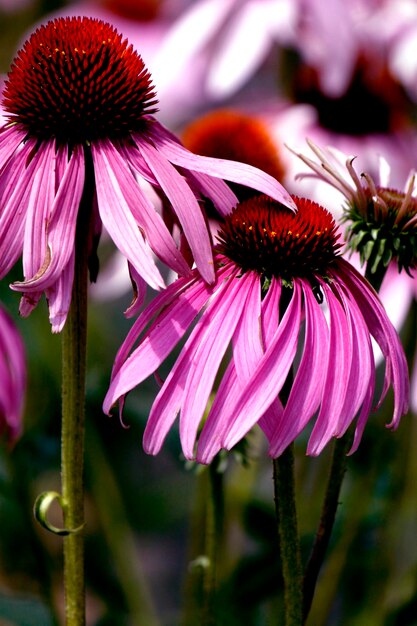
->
xmin=103 ymin=194 xmax=409 ymax=462
xmin=0 ymin=16 xmax=294 ymax=331
xmin=0 ymin=304 xmax=25 ymax=443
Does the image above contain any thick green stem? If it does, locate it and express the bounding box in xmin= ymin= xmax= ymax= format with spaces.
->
xmin=302 ymin=432 xmax=353 ymax=623
xmin=61 ymin=148 xmax=93 ymax=626
xmin=273 ymin=446 xmax=303 ymax=626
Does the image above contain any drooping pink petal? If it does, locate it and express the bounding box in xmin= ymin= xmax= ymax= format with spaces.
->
xmin=179 ymin=271 xmax=253 ymax=458
xmin=334 ymin=258 xmax=409 ymax=428
xmin=257 ymin=278 xmax=284 ymax=439
xmin=307 ymin=282 xmax=353 ymax=456
xmin=103 ymin=269 xmax=237 ymax=416
xmin=222 ymin=282 xmax=302 ymax=450
xmin=0 ymin=140 xmax=36 ymax=279
xmin=329 ymin=280 xmax=374 ymax=438
xmin=268 ymin=280 xmax=329 ymax=457
xmin=146 ymin=120 xmax=297 ymax=211
xmin=198 ymin=276 xmax=282 ymax=462
xmin=21 ymin=140 xmax=56 ymax=279
xmin=142 ymin=266 xmax=240 ymax=455
xmin=232 ymin=272 xmax=262 ymax=382
xmin=124 ymin=263 xmax=148 ymax=319
xmin=0 ymin=305 xmax=26 ymax=442
xmin=45 ymin=255 xmax=75 ymax=332
xmin=184 ymin=169 xmax=239 ymax=218
xmin=17 ymin=141 xmax=56 ymax=315
xmin=0 ymin=125 xmax=27 ymax=171
xmin=13 ymin=144 xmax=85 ymax=292
xmin=135 ymin=136 xmax=215 ymax=283
xmin=91 ymin=141 xmax=166 ymax=291
xmin=196 ymin=359 xmax=238 ymax=463
xmin=105 ymin=140 xmax=192 ymax=278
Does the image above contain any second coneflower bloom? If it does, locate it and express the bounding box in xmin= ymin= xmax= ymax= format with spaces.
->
xmin=291 ymin=140 xmax=417 ymax=278
xmin=104 ymin=194 xmax=409 ymax=462
xmin=0 ymin=16 xmax=294 ymax=331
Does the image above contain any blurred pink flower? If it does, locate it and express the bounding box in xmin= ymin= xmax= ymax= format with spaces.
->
xmin=0 ymin=304 xmax=26 ymax=443
xmin=153 ymin=0 xmax=297 ymax=106
xmin=0 ymin=16 xmax=294 ymax=331
xmin=104 ymin=195 xmax=408 ymax=462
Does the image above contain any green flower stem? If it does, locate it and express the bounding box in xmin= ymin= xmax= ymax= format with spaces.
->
xmin=273 ymin=445 xmax=303 ymax=626
xmin=60 ymin=149 xmax=94 ymax=626
xmin=302 ymin=432 xmax=353 ymax=623
xmin=202 ymin=462 xmax=224 ymax=626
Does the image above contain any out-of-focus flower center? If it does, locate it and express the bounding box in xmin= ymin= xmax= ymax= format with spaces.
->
xmin=291 ymin=55 xmax=412 ymax=136
xmin=217 ymin=195 xmax=341 ymax=280
xmin=2 ymin=16 xmax=158 ymax=143
xmin=182 ymin=109 xmax=285 ymax=200
xmin=103 ymin=0 xmax=161 ymax=21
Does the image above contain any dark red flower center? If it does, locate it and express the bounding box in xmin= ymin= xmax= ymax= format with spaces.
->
xmin=2 ymin=17 xmax=158 ymax=143
xmin=291 ymin=54 xmax=412 ymax=136
xmin=182 ymin=109 xmax=286 ymax=201
xmin=103 ymin=0 xmax=161 ymax=21
xmin=217 ymin=195 xmax=341 ymax=280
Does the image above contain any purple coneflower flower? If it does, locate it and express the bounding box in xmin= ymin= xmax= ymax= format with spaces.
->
xmin=0 ymin=304 xmax=26 ymax=442
xmin=0 ymin=16 xmax=294 ymax=331
xmin=103 ymin=194 xmax=409 ymax=462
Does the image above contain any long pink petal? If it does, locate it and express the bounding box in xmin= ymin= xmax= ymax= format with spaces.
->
xmin=46 ymin=254 xmax=75 ymax=332
xmin=22 ymin=140 xmax=55 ymax=279
xmin=0 ymin=140 xmax=36 ymax=278
xmin=146 ymin=120 xmax=297 ymax=211
xmin=330 ymin=280 xmax=374 ymax=438
xmin=105 ymin=140 xmax=192 ymax=277
xmin=232 ymin=272 xmax=262 ymax=381
xmin=268 ymin=280 xmax=328 ymax=457
xmin=0 ymin=304 xmax=26 ymax=441
xmin=135 ymin=137 xmax=215 ymax=283
xmin=307 ymin=282 xmax=353 ymax=456
xmin=13 ymin=144 xmax=84 ymax=292
xmin=91 ymin=141 xmax=165 ymax=290
xmin=180 ymin=271 xmax=252 ymax=458
xmin=222 ymin=283 xmax=302 ymax=450
xmin=103 ymin=271 xmax=233 ymax=415
xmin=197 ymin=360 xmax=238 ymax=463
xmin=198 ymin=276 xmax=282 ymax=462
xmin=0 ymin=124 xmax=26 ymax=171
xmin=184 ymin=169 xmax=238 ymax=218
xmin=143 ymin=266 xmax=240 ymax=455
xmin=334 ymin=259 xmax=409 ymax=427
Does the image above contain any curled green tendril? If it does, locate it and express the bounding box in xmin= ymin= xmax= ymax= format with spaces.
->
xmin=33 ymin=491 xmax=85 ymax=536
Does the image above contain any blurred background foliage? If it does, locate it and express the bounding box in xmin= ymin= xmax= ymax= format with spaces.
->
xmin=1 ymin=1 xmax=417 ymax=625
